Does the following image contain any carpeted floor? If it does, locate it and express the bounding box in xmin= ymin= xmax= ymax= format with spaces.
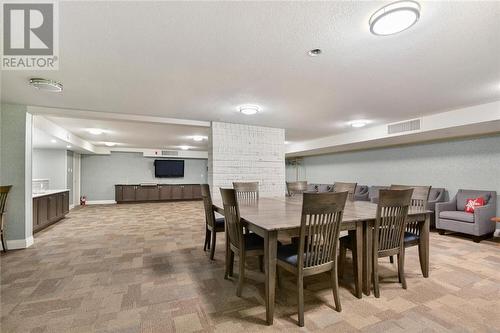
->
xmin=1 ymin=201 xmax=499 ymax=332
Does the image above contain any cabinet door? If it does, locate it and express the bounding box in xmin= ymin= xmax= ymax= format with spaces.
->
xmin=159 ymin=185 xmax=172 ymax=200
xmin=115 ymin=186 xmax=123 ymax=202
xmin=192 ymin=185 xmax=202 ymax=199
xmin=48 ymin=195 xmax=58 ymax=222
xmin=56 ymin=193 xmax=64 ymax=216
xmin=62 ymin=191 xmax=69 ymax=214
xmin=37 ymin=197 xmax=49 ymax=228
xmin=135 ymin=186 xmax=149 ymax=201
xmin=183 ymin=185 xmax=194 ymax=200
xmin=33 ymin=198 xmax=39 ymax=231
xmin=147 ymin=186 xmax=159 ymax=201
xmin=171 ymin=186 xmax=183 ymax=200
xmin=122 ymin=186 xmax=136 ymax=202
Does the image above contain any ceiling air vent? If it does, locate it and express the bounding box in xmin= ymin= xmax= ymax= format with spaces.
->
xmin=161 ymin=150 xmax=179 ymax=156
xmin=387 ymin=118 xmax=421 ymax=134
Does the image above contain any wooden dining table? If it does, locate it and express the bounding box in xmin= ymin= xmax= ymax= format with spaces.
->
xmin=212 ymin=195 xmax=432 ymax=325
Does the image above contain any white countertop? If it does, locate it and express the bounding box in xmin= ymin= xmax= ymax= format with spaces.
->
xmin=32 ymin=189 xmax=69 ymax=198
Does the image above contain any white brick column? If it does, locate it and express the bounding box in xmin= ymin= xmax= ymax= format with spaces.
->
xmin=208 ymin=122 xmax=285 ymax=198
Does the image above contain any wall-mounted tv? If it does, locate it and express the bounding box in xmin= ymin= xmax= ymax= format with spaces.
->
xmin=154 ymin=159 xmax=184 ymax=178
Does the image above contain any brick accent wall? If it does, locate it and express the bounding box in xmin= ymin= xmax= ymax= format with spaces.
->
xmin=209 ymin=122 xmax=285 ymax=198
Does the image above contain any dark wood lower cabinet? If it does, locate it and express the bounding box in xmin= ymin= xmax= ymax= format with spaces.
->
xmin=115 ymin=184 xmax=202 ymax=203
xmin=33 ymin=190 xmax=70 ymax=233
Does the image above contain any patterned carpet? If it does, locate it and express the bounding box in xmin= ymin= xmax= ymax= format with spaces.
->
xmin=1 ymin=201 xmax=499 ymax=333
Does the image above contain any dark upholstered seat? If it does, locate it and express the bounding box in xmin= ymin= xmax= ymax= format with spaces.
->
xmin=244 ymin=233 xmax=264 ymax=251
xmin=404 ymin=231 xmax=419 ymax=243
xmin=277 ymin=243 xmax=322 ymax=266
xmin=214 ymin=217 xmax=225 ymax=230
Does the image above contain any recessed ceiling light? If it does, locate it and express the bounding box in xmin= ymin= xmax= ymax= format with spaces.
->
xmin=350 ymin=120 xmax=369 ymax=128
xmin=239 ymin=105 xmax=261 ymax=115
xmin=284 ymin=141 xmax=290 ymax=144
xmin=192 ymin=136 xmax=205 ymax=142
xmin=104 ymin=142 xmax=116 ymax=147
xmin=308 ymin=49 xmax=322 ymax=57
xmin=87 ymin=128 xmax=104 ymax=135
xmin=66 ymin=145 xmax=72 ymax=149
xmin=29 ymin=78 xmax=63 ymax=92
xmin=179 ymin=145 xmax=190 ymax=150
xmin=369 ymin=1 xmax=420 ymax=36
xmin=51 ymin=139 xmax=57 ymax=143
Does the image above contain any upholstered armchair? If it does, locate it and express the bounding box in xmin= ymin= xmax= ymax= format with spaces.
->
xmin=316 ymin=184 xmax=334 ymax=192
xmin=354 ymin=185 xmax=369 ymax=201
xmin=368 ymin=186 xmax=389 ymax=204
xmin=436 ymin=189 xmax=497 ymax=242
xmin=426 ymin=188 xmax=446 ymax=227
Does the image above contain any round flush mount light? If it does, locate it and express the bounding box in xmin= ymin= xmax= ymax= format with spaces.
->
xmin=87 ymin=128 xmax=104 ymax=135
xmin=29 ymin=78 xmax=63 ymax=92
xmin=179 ymin=145 xmax=190 ymax=150
xmin=51 ymin=139 xmax=57 ymax=143
xmin=369 ymin=1 xmax=420 ymax=36
xmin=308 ymin=49 xmax=322 ymax=57
xmin=239 ymin=105 xmax=261 ymax=115
xmin=284 ymin=141 xmax=290 ymax=145
xmin=104 ymin=142 xmax=116 ymax=147
xmin=192 ymin=135 xmax=205 ymax=142
xmin=66 ymin=145 xmax=72 ymax=149
xmin=350 ymin=120 xmax=369 ymax=128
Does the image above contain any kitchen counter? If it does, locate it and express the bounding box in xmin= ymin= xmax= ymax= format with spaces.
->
xmin=32 ymin=189 xmax=69 ymax=199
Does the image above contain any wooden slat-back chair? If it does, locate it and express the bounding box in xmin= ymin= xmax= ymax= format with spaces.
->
xmin=220 ymin=188 xmax=265 ymax=297
xmin=0 ymin=186 xmax=13 ymax=253
xmin=286 ymin=181 xmax=308 ymax=197
xmin=333 ymin=182 xmax=357 ymax=201
xmin=201 ymin=184 xmax=225 ymax=260
xmin=372 ymin=188 xmax=413 ymax=297
xmin=389 ymin=185 xmax=431 ymax=274
xmin=277 ymin=191 xmax=348 ymax=327
xmin=233 ymin=182 xmax=259 ymax=202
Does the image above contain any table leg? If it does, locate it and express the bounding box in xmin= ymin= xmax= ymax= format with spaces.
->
xmin=224 ymin=227 xmax=230 ymax=279
xmin=363 ymin=221 xmax=372 ymax=296
xmin=419 ymin=214 xmax=430 ymax=278
xmin=264 ymin=230 xmax=278 ymax=325
xmin=353 ymin=225 xmax=363 ymax=298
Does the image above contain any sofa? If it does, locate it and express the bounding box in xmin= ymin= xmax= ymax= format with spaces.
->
xmin=354 ymin=185 xmax=369 ymax=201
xmin=436 ymin=189 xmax=497 ymax=242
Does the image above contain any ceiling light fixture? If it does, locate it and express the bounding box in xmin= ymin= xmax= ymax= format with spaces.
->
xmin=369 ymin=1 xmax=420 ymax=36
xmin=308 ymin=49 xmax=322 ymax=57
xmin=104 ymin=142 xmax=116 ymax=147
xmin=29 ymin=78 xmax=63 ymax=92
xmin=350 ymin=120 xmax=369 ymax=128
xmin=51 ymin=139 xmax=57 ymax=143
xmin=179 ymin=145 xmax=190 ymax=150
xmin=192 ymin=136 xmax=205 ymax=142
xmin=66 ymin=145 xmax=72 ymax=149
xmin=239 ymin=105 xmax=261 ymax=115
xmin=284 ymin=141 xmax=290 ymax=145
xmin=87 ymin=128 xmax=104 ymax=135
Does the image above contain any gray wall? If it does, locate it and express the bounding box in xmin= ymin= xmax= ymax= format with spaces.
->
xmin=0 ymin=104 xmax=33 ymax=244
xmin=81 ymin=152 xmax=208 ymax=201
xmin=287 ymin=135 xmax=500 ymax=216
xmin=32 ymin=149 xmax=67 ymax=190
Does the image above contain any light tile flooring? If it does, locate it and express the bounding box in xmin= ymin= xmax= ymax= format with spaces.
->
xmin=1 ymin=201 xmax=499 ymax=332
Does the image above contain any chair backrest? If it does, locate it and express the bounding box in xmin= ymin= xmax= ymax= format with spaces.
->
xmin=233 ymin=182 xmax=259 ymax=201
xmin=297 ymin=192 xmax=348 ymax=269
xmin=334 ymin=182 xmax=357 ymax=200
xmin=200 ymin=184 xmax=216 ymax=229
xmin=428 ymin=188 xmax=444 ymax=201
xmin=0 ymin=186 xmax=12 ymax=215
xmin=368 ymin=186 xmax=389 ymax=200
xmin=456 ymin=189 xmax=496 ymax=211
xmin=286 ymin=181 xmax=308 ymax=196
xmin=220 ymin=188 xmax=244 ymax=250
xmin=390 ymin=185 xmax=431 ymax=210
xmin=374 ymin=189 xmax=413 ymax=256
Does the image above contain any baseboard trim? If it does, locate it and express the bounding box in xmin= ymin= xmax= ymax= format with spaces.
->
xmin=1 ymin=235 xmax=34 ymax=251
xmin=86 ymin=200 xmax=117 ymax=205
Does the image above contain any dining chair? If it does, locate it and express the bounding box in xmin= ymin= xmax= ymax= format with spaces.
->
xmin=339 ymin=188 xmax=413 ymax=298
xmin=333 ymin=182 xmax=357 ymax=201
xmin=201 ymin=184 xmax=224 ymax=260
xmin=277 ymin=191 xmax=348 ymax=327
xmin=220 ymin=188 xmax=265 ymax=297
xmin=286 ymin=181 xmax=308 ymax=196
xmin=388 ymin=185 xmax=431 ymax=275
xmin=0 ymin=185 xmax=13 ymax=253
xmin=233 ymin=182 xmax=259 ymax=201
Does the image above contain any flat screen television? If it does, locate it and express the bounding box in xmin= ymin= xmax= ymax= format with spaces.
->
xmin=154 ymin=159 xmax=184 ymax=178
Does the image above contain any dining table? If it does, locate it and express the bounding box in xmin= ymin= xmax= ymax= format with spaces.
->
xmin=212 ymin=195 xmax=432 ymax=325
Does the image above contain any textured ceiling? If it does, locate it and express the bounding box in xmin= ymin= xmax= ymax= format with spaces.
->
xmin=2 ymin=1 xmax=500 ymax=142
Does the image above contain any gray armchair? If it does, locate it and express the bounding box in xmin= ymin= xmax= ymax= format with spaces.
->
xmin=426 ymin=188 xmax=446 ymax=227
xmin=436 ymin=189 xmax=497 ymax=242
xmin=306 ymin=184 xmax=334 ymax=193
xmin=368 ymin=186 xmax=389 ymax=204
xmin=354 ymin=185 xmax=369 ymax=201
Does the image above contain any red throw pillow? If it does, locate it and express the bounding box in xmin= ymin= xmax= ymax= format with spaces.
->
xmin=465 ymin=197 xmax=485 ymax=213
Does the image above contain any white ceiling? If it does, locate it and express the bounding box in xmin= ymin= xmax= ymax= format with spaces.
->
xmin=33 ymin=127 xmax=89 ymax=153
xmin=2 ymin=1 xmax=500 ymax=143
xmin=42 ymin=116 xmax=209 ymax=150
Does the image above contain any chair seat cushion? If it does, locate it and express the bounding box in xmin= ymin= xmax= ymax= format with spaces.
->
xmin=439 ymin=211 xmax=474 ymax=223
xmin=215 ymin=217 xmax=225 ymax=227
xmin=277 ymin=243 xmax=321 ymax=266
xmin=404 ymin=231 xmax=419 ymax=243
xmin=244 ymin=233 xmax=264 ymax=251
